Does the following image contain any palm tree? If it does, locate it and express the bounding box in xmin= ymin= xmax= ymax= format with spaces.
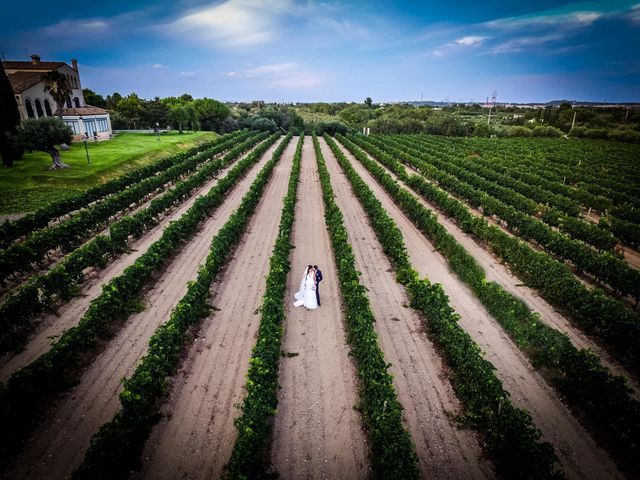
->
xmin=42 ymin=71 xmax=72 ymax=118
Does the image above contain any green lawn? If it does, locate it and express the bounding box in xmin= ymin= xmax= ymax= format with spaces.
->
xmin=0 ymin=131 xmax=217 ymax=214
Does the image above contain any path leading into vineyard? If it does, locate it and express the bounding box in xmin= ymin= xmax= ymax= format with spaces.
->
xmin=270 ymin=138 xmax=370 ymax=479
xmin=0 ymin=143 xmax=258 ymax=382
xmin=134 ymin=139 xmax=297 ymax=480
xmin=356 ymin=144 xmax=640 ymax=396
xmin=3 ymin=138 xmax=285 ymax=480
xmin=320 ymin=138 xmax=494 ymax=480
xmin=329 ymin=140 xmax=623 ymax=480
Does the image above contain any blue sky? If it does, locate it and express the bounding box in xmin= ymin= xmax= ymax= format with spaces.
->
xmin=1 ymin=1 xmax=638 ymax=102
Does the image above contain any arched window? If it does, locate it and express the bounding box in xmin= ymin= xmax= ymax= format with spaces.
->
xmin=73 ymin=97 xmax=80 ymax=108
xmin=25 ymin=99 xmax=35 ymax=118
xmin=66 ymin=98 xmax=72 ymax=108
xmin=44 ymin=99 xmax=53 ymax=116
xmin=35 ymin=99 xmax=44 ymax=117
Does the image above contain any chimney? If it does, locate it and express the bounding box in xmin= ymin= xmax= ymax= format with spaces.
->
xmin=30 ymin=54 xmax=41 ymax=65
xmin=71 ymin=58 xmax=78 ymax=71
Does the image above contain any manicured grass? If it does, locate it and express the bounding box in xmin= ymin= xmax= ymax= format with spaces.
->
xmin=0 ymin=131 xmax=217 ymax=214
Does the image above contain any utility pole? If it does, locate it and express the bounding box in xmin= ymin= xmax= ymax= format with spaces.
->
xmin=570 ymin=111 xmax=577 ymax=131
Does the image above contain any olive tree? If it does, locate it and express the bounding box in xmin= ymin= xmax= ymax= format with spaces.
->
xmin=14 ymin=117 xmax=73 ymax=169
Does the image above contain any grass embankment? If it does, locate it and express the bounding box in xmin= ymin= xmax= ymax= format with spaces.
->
xmin=0 ymin=131 xmax=217 ymax=214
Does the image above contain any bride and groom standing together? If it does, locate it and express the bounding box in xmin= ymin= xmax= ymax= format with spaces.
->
xmin=293 ymin=265 xmax=323 ymax=310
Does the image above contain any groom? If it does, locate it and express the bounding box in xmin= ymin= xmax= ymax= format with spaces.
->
xmin=314 ymin=264 xmax=323 ymax=307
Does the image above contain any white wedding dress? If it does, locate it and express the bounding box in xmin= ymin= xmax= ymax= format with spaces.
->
xmin=293 ymin=268 xmax=318 ymax=309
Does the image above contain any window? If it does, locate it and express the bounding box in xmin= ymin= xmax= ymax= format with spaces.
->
xmin=44 ymin=100 xmax=53 ymax=116
xmin=35 ymin=99 xmax=44 ymax=117
xmin=96 ymin=118 xmax=109 ymax=132
xmin=66 ymin=98 xmax=72 ymax=108
xmin=83 ymin=119 xmax=97 ymax=136
xmin=74 ymin=97 xmax=80 ymax=108
xmin=63 ymin=120 xmax=80 ymax=134
xmin=25 ymin=99 xmax=35 ymax=118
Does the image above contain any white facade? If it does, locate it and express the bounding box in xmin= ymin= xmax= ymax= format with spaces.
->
xmin=4 ymin=55 xmax=112 ymax=141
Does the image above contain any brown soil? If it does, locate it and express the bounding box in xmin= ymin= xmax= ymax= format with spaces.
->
xmin=1 ymin=139 xmax=285 ymax=480
xmin=329 ymin=139 xmax=623 ymax=480
xmin=0 ymin=145 xmax=256 ymax=382
xmin=320 ymin=138 xmax=494 ymax=480
xmin=269 ymin=137 xmax=370 ymax=479
xmin=133 ymin=138 xmax=297 ymax=480
xmin=360 ymin=147 xmax=640 ymax=396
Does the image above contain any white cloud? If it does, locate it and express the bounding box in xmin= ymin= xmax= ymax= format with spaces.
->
xmin=225 ymin=62 xmax=325 ymax=88
xmin=483 ymin=10 xmax=603 ymax=29
xmin=167 ymin=0 xmax=292 ymax=48
xmin=40 ymin=18 xmax=111 ymax=36
xmin=454 ymin=36 xmax=487 ymax=46
xmin=629 ymin=4 xmax=640 ymax=24
xmin=179 ymin=69 xmax=201 ymax=78
xmin=487 ymin=33 xmax=565 ymax=54
xmin=153 ymin=63 xmax=167 ymax=69
xmin=432 ymin=35 xmax=488 ymax=57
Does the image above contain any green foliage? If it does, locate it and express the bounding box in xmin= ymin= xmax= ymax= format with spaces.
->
xmin=243 ymin=116 xmax=278 ymax=132
xmin=42 ymin=71 xmax=72 ymax=117
xmin=378 ymin=134 xmax=640 ymax=301
xmin=224 ymin=135 xmax=303 ymax=479
xmin=344 ymin=134 xmax=640 ymax=472
xmin=317 ymin=135 xmax=420 ymax=479
xmin=193 ymin=98 xmax=231 ymax=131
xmin=338 ymin=104 xmax=379 ymax=128
xmin=327 ymin=133 xmax=563 ymax=479
xmin=72 ymin=133 xmax=292 ymax=480
xmin=0 ymin=131 xmax=260 ymax=352
xmin=82 ymin=89 xmax=107 ymax=108
xmin=14 ymin=117 xmax=73 ymax=153
xmin=0 ymin=131 xmax=217 ymax=214
xmin=314 ymin=120 xmax=348 ymax=136
xmin=0 ymin=132 xmax=282 ymax=471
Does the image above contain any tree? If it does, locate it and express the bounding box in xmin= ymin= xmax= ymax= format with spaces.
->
xmin=14 ymin=117 xmax=73 ymax=169
xmin=193 ymin=98 xmax=230 ymax=131
xmin=116 ymin=93 xmax=144 ymax=129
xmin=82 ymin=88 xmax=107 ymax=108
xmin=0 ymin=62 xmax=23 ymax=167
xmin=42 ymin=71 xmax=72 ymax=118
xmin=105 ymin=92 xmax=122 ymax=110
xmin=338 ymin=105 xmax=378 ymax=129
xmin=364 ymin=97 xmax=373 ymax=108
xmin=140 ymin=97 xmax=168 ymax=129
xmin=167 ymin=103 xmax=194 ymax=133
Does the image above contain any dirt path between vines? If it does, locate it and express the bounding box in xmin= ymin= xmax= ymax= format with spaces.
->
xmin=320 ymin=138 xmax=493 ymax=480
xmin=330 ymin=139 xmax=623 ymax=480
xmin=269 ymin=137 xmax=370 ymax=479
xmin=352 ymin=143 xmax=640 ymax=396
xmin=2 ymin=138 xmax=284 ymax=480
xmin=0 ymin=143 xmax=260 ymax=382
xmin=134 ymin=138 xmax=297 ymax=480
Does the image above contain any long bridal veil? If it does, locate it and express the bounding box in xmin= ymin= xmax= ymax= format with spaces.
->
xmin=293 ymin=267 xmax=308 ymax=306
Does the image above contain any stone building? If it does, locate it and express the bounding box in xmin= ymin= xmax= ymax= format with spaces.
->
xmin=3 ymin=55 xmax=112 ymax=140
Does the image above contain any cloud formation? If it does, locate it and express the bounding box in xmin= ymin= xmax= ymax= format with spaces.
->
xmin=167 ymin=0 xmax=291 ymax=48
xmin=226 ymin=62 xmax=325 ymax=88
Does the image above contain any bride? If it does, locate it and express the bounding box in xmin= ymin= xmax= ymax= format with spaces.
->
xmin=293 ymin=265 xmax=318 ymax=310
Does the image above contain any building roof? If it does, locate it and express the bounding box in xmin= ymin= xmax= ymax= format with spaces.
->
xmin=63 ymin=106 xmax=110 ymax=116
xmin=2 ymin=61 xmax=66 ymax=72
xmin=7 ymin=71 xmax=45 ymax=93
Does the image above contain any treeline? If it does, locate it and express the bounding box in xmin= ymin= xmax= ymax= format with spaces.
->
xmin=294 ymin=100 xmax=640 ymax=143
xmin=82 ymin=89 xmax=304 ymax=134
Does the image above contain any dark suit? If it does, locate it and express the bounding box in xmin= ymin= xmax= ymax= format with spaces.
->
xmin=315 ymin=269 xmax=323 ymax=306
